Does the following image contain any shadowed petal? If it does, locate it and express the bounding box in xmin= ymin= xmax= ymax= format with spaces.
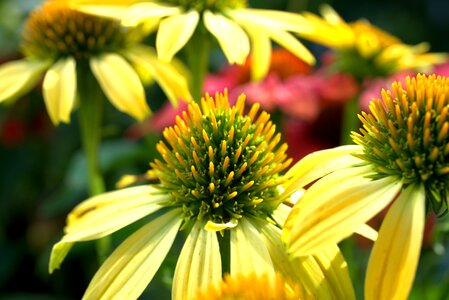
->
xmin=43 ymin=57 xmax=77 ymax=125
xmin=90 ymin=53 xmax=150 ymax=121
xmin=203 ymin=10 xmax=250 ymax=65
xmin=83 ymin=208 xmax=183 ymax=300
xmin=156 ymin=10 xmax=199 ymax=62
xmin=172 ymin=220 xmax=221 ymax=300
xmin=122 ymin=2 xmax=182 ymax=26
xmin=0 ymin=59 xmax=49 ymax=103
xmin=366 ymin=184 xmax=425 ymax=300
xmin=49 ymin=186 xmax=168 ymax=273
xmin=284 ymin=166 xmax=402 ymax=256
xmin=230 ymin=218 xmax=275 ymax=280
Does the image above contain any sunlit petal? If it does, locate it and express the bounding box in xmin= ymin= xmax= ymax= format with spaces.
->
xmin=83 ymin=209 xmax=182 ymax=300
xmin=203 ymin=10 xmax=250 ymax=65
xmin=122 ymin=2 xmax=182 ymax=26
xmin=268 ymin=29 xmax=315 ymax=65
xmin=354 ymin=223 xmax=378 ymax=241
xmin=156 ymin=10 xmax=199 ymax=62
xmin=90 ymin=53 xmax=150 ymax=121
xmin=239 ymin=23 xmax=271 ymax=81
xmin=230 ymin=218 xmax=275 ymax=280
xmin=284 ymin=166 xmax=402 ymax=256
xmin=124 ymin=46 xmax=193 ymax=104
xmin=229 ymin=8 xmax=311 ymax=33
xmin=366 ymin=184 xmax=425 ymax=300
xmin=49 ymin=186 xmax=167 ymax=273
xmin=43 ymin=57 xmax=77 ymax=125
xmin=0 ymin=59 xmax=49 ymax=103
xmin=281 ymin=145 xmax=363 ymax=200
xmin=172 ymin=220 xmax=221 ymax=300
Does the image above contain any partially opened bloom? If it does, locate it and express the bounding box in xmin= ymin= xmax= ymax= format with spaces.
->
xmin=0 ymin=1 xmax=191 ymax=125
xmin=49 ymin=91 xmax=355 ymax=299
xmin=298 ymin=5 xmax=446 ymax=79
xmin=70 ymin=0 xmax=315 ymax=80
xmin=283 ymin=74 xmax=449 ymax=300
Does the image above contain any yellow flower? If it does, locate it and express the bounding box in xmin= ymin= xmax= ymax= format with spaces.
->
xmin=299 ymin=5 xmax=446 ymax=78
xmin=69 ymin=0 xmax=315 ymax=80
xmin=0 ymin=1 xmax=191 ymax=125
xmin=283 ymin=74 xmax=449 ymax=300
xmin=49 ymin=91 xmax=355 ymax=300
xmin=194 ymin=272 xmax=309 ymax=300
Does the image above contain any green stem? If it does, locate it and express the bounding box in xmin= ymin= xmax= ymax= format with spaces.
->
xmin=340 ymin=95 xmax=360 ymax=145
xmin=185 ymin=26 xmax=210 ymax=102
xmin=77 ymin=60 xmax=110 ymax=263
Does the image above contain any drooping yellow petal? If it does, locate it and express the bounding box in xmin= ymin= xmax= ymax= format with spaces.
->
xmin=258 ymin=221 xmax=336 ymax=299
xmin=43 ymin=57 xmax=77 ymax=125
xmin=122 ymin=2 xmax=182 ymax=27
xmin=230 ymin=218 xmax=275 ymax=280
xmin=125 ymin=46 xmax=193 ymax=105
xmin=284 ymin=165 xmax=402 ymax=256
xmin=239 ymin=23 xmax=271 ymax=81
xmin=172 ymin=220 xmax=221 ymax=300
xmin=281 ymin=145 xmax=363 ymax=201
xmin=203 ymin=10 xmax=250 ymax=65
xmin=268 ymin=29 xmax=315 ymax=65
xmin=365 ymin=184 xmax=425 ymax=300
xmin=228 ymin=8 xmax=312 ymax=33
xmin=354 ymin=223 xmax=378 ymax=241
xmin=156 ymin=10 xmax=199 ymax=62
xmin=204 ymin=219 xmax=238 ymax=231
xmin=0 ymin=59 xmax=49 ymax=103
xmin=83 ymin=208 xmax=183 ymax=300
xmin=90 ymin=53 xmax=150 ymax=121
xmin=271 ymin=203 xmax=293 ymax=228
xmin=312 ymin=244 xmax=355 ymax=300
xmin=49 ymin=186 xmax=167 ymax=273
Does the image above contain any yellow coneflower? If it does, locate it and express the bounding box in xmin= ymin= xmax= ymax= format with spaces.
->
xmin=283 ymin=74 xmax=449 ymax=300
xmin=69 ymin=0 xmax=315 ymax=81
xmin=49 ymin=91 xmax=355 ymax=300
xmin=0 ymin=0 xmax=191 ymax=125
xmin=298 ymin=5 xmax=446 ymax=79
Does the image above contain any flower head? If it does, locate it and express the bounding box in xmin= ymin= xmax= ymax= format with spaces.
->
xmin=70 ymin=0 xmax=315 ymax=80
xmin=0 ymin=1 xmax=191 ymax=125
xmin=195 ymin=272 xmax=309 ymax=300
xmin=299 ymin=5 xmax=446 ymax=79
xmin=49 ymin=91 xmax=355 ymax=300
xmin=283 ymin=74 xmax=449 ymax=300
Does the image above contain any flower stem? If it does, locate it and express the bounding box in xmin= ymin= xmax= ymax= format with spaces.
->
xmin=340 ymin=95 xmax=360 ymax=145
xmin=77 ymin=60 xmax=110 ymax=263
xmin=185 ymin=25 xmax=210 ymax=102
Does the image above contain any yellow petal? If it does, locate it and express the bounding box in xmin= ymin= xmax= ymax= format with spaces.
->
xmin=0 ymin=59 xmax=49 ymax=103
xmin=43 ymin=57 xmax=77 ymax=125
xmin=229 ymin=8 xmax=311 ymax=33
xmin=365 ymin=184 xmax=425 ymax=300
xmin=172 ymin=220 xmax=221 ymax=300
xmin=268 ymin=29 xmax=315 ymax=65
xmin=284 ymin=166 xmax=403 ymax=256
xmin=72 ymin=4 xmax=128 ymax=20
xmin=203 ymin=10 xmax=250 ymax=65
xmin=122 ymin=2 xmax=182 ymax=27
xmin=83 ymin=208 xmax=183 ymax=300
xmin=312 ymin=244 xmax=355 ymax=300
xmin=204 ymin=219 xmax=238 ymax=231
xmin=49 ymin=186 xmax=167 ymax=273
xmin=230 ymin=218 xmax=275 ymax=280
xmin=257 ymin=221 xmax=335 ymax=299
xmin=271 ymin=203 xmax=293 ymax=227
xmin=125 ymin=46 xmax=193 ymax=105
xmin=156 ymin=10 xmax=199 ymax=62
xmin=281 ymin=145 xmax=363 ymax=201
xmin=354 ymin=223 xmax=378 ymax=241
xmin=90 ymin=53 xmax=150 ymax=121
xmin=319 ymin=4 xmax=346 ymax=26
xmin=240 ymin=23 xmax=271 ymax=81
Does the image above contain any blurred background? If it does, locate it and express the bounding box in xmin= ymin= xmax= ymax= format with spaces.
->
xmin=0 ymin=0 xmax=449 ymax=299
